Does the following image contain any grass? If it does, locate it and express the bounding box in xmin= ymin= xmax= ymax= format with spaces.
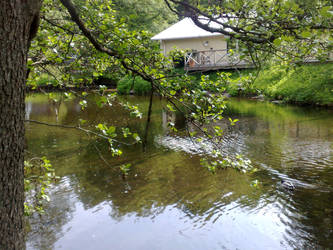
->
xmin=218 ymin=63 xmax=333 ymax=106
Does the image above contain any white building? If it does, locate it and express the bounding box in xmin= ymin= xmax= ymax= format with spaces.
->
xmin=151 ymin=17 xmax=252 ymax=70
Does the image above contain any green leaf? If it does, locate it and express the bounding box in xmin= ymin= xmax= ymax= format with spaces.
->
xmin=229 ymin=118 xmax=239 ymax=126
xmin=132 ymin=133 xmax=141 ymax=142
xmin=79 ymin=100 xmax=87 ymax=110
xmin=107 ymin=126 xmax=116 ymax=134
xmin=273 ymin=38 xmax=281 ymax=46
xmin=301 ymin=30 xmax=312 ymax=38
xmin=79 ymin=119 xmax=87 ymax=125
xmin=166 ymin=104 xmax=175 ymax=112
xmin=64 ymin=92 xmax=72 ymax=99
xmin=96 ymin=123 xmax=106 ymax=131
xmin=320 ymin=6 xmax=332 ymax=17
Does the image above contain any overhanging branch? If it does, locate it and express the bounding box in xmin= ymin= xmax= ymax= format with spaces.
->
xmin=25 ymin=119 xmax=135 ymax=146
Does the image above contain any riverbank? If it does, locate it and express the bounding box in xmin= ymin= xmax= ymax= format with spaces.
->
xmin=27 ymin=63 xmax=333 ymax=107
xmin=221 ymin=63 xmax=333 ymax=106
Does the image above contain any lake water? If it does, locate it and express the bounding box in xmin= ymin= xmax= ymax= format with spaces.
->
xmin=25 ymin=93 xmax=333 ymax=249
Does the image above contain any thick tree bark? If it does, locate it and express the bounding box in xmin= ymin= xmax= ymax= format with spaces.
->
xmin=0 ymin=1 xmax=41 ymax=249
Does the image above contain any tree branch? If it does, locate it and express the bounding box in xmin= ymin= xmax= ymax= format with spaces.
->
xmin=59 ymin=0 xmax=117 ymax=57
xmin=25 ymin=119 xmax=135 ymax=146
xmin=163 ymin=0 xmax=332 ymax=45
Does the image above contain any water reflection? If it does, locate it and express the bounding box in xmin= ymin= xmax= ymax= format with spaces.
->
xmin=25 ymin=94 xmax=333 ymax=249
xmin=26 ymin=178 xmax=75 ymax=250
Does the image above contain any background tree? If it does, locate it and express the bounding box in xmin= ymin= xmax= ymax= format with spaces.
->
xmin=164 ymin=0 xmax=333 ymax=64
xmin=113 ymin=0 xmax=178 ymax=33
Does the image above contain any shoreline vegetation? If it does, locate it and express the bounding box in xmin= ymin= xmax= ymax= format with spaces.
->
xmin=187 ymin=62 xmax=333 ymax=107
xmin=223 ymin=62 xmax=333 ymax=107
xmin=27 ymin=62 xmax=333 ymax=107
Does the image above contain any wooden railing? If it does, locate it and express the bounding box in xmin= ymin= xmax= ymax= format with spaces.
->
xmin=184 ymin=49 xmax=252 ymax=70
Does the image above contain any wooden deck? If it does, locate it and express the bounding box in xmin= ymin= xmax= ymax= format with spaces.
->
xmin=184 ymin=49 xmax=254 ymax=71
xmin=184 ymin=50 xmax=332 ymax=71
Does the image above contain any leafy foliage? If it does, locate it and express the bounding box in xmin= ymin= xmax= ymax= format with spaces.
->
xmin=24 ymin=157 xmax=58 ymax=215
xmin=26 ymin=0 xmax=331 ymax=177
xmin=119 ymin=163 xmax=132 ymax=177
xmin=165 ymin=0 xmax=333 ymax=64
xmin=113 ymin=0 xmax=178 ymax=33
xmin=223 ymin=63 xmax=333 ymax=105
xmin=201 ymin=154 xmax=252 ymax=174
xmin=262 ymin=64 xmax=333 ymax=105
xmin=117 ymin=75 xmax=152 ymax=95
xmin=27 ymin=0 xmax=255 ymax=172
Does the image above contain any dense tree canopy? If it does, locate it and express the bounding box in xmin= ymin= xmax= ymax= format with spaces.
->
xmin=164 ymin=0 xmax=333 ymax=62
xmin=113 ymin=0 xmax=178 ymax=33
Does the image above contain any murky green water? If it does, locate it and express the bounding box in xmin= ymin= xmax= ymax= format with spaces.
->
xmin=25 ymin=94 xmax=333 ymax=249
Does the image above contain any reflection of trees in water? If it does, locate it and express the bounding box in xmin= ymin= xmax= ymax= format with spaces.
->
xmin=226 ymin=115 xmax=333 ymax=248
xmin=39 ymin=120 xmax=332 ymax=248
xmin=162 ymin=108 xmax=186 ymax=132
xmin=217 ymin=114 xmax=333 ymax=185
xmin=25 ymin=95 xmax=333 ymax=248
xmin=278 ymin=190 xmax=333 ymax=249
xmin=26 ymin=179 xmax=75 ymax=250
xmin=68 ymin=146 xmax=264 ymax=222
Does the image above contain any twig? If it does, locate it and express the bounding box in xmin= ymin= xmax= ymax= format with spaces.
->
xmin=24 ymin=119 xmax=135 ymax=146
xmin=93 ymin=143 xmax=111 ymax=167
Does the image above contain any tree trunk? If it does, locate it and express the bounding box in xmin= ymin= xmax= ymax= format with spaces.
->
xmin=0 ymin=1 xmax=41 ymax=249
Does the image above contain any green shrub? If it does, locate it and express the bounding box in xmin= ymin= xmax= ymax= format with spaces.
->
xmin=27 ymin=73 xmax=58 ymax=88
xmin=133 ymin=77 xmax=152 ymax=95
xmin=117 ymin=75 xmax=132 ymax=94
xmin=117 ymin=75 xmax=151 ymax=95
xmin=258 ymin=63 xmax=333 ymax=105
